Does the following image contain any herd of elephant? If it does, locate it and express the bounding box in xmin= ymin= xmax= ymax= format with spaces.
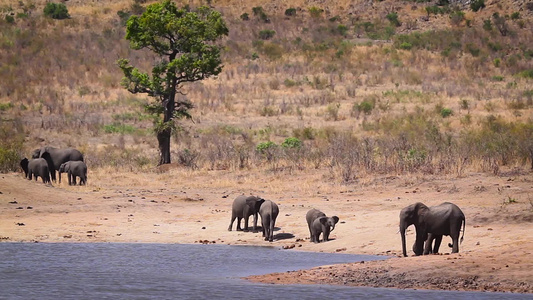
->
xmin=19 ymin=146 xmax=87 ymax=186
xmin=228 ymin=195 xmax=340 ymax=243
xmin=228 ymin=195 xmax=466 ymax=257
xmin=18 ymin=147 xmax=466 ymax=256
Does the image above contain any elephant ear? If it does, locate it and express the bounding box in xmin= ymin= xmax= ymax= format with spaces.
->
xmin=31 ymin=149 xmax=41 ymax=159
xmin=319 ymin=217 xmax=328 ymax=225
xmin=59 ymin=162 xmax=66 ymax=172
xmin=41 ymin=152 xmax=54 ymax=170
xmin=331 ymin=216 xmax=339 ymax=224
xmin=246 ymin=197 xmax=265 ymax=211
xmin=20 ymin=158 xmax=29 ymax=175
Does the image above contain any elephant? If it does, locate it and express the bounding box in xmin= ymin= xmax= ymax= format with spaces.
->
xmin=32 ymin=147 xmax=83 ymax=182
xmin=306 ymin=209 xmax=339 ymax=243
xmin=399 ymin=202 xmax=465 ymax=257
xmin=20 ymin=158 xmax=51 ymax=184
xmin=259 ymin=200 xmax=279 ymax=242
xmin=58 ymin=161 xmax=87 ymax=185
xmin=228 ymin=195 xmax=265 ymax=232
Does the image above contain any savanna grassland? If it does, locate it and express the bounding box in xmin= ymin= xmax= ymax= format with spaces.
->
xmin=0 ymin=0 xmax=532 ymax=294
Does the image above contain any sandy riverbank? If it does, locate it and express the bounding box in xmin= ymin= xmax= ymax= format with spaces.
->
xmin=1 ymin=169 xmax=532 ymax=293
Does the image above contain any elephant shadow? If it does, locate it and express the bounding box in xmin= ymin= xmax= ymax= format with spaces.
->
xmin=273 ymin=232 xmax=295 ymax=241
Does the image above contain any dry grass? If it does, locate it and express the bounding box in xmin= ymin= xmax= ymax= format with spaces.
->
xmin=0 ymin=0 xmax=532 ymax=181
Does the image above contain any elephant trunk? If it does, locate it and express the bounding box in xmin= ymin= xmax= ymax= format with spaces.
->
xmin=400 ymin=221 xmax=408 ymax=257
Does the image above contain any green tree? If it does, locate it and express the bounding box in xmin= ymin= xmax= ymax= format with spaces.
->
xmin=43 ymin=2 xmax=70 ymax=19
xmin=118 ymin=0 xmax=228 ymax=165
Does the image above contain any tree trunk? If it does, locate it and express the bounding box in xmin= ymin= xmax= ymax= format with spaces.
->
xmin=157 ymin=53 xmax=178 ymax=166
xmin=157 ymin=128 xmax=171 ymax=165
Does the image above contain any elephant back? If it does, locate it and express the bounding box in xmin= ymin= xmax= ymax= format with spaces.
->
xmin=306 ymin=208 xmax=326 ymax=225
xmin=41 ymin=147 xmax=84 ymax=170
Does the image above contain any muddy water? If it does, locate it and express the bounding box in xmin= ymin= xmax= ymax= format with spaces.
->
xmin=0 ymin=243 xmax=528 ymax=299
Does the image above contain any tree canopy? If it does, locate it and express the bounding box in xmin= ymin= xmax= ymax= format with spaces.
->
xmin=118 ymin=0 xmax=228 ymax=165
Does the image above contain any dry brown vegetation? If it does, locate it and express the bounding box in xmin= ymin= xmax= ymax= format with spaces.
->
xmin=1 ymin=0 xmax=532 ymax=180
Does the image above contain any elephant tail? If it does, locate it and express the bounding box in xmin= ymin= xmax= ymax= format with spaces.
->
xmin=460 ymin=218 xmax=465 ymax=244
xmin=448 ymin=218 xmax=466 ymax=248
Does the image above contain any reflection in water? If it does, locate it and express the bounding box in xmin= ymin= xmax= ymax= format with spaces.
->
xmin=0 ymin=243 xmax=529 ymax=299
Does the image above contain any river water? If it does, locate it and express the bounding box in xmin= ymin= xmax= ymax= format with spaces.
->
xmin=0 ymin=243 xmax=529 ymax=299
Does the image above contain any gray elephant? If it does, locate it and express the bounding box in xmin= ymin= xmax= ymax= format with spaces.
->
xmin=32 ymin=147 xmax=83 ymax=182
xmin=306 ymin=209 xmax=339 ymax=243
xmin=228 ymin=195 xmax=265 ymax=232
xmin=259 ymin=200 xmax=279 ymax=242
xmin=58 ymin=161 xmax=87 ymax=185
xmin=20 ymin=158 xmax=51 ymax=184
xmin=400 ymin=202 xmax=465 ymax=257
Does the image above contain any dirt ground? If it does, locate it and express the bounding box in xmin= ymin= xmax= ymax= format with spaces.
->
xmin=1 ymin=168 xmax=532 ymax=294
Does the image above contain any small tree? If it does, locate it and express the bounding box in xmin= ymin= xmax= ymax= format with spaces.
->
xmin=118 ymin=1 xmax=228 ymax=165
xmin=43 ymin=2 xmax=70 ymax=19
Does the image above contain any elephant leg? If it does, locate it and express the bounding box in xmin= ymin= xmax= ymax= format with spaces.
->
xmin=243 ymin=215 xmax=250 ymax=232
xmin=433 ymin=235 xmax=443 ymax=254
xmin=269 ymin=219 xmax=274 ymax=242
xmin=262 ymin=217 xmax=268 ymax=240
xmin=228 ymin=213 xmax=236 ymax=231
xmin=313 ymin=232 xmax=320 ymax=243
xmin=450 ymin=234 xmax=460 ymax=253
xmin=236 ymin=217 xmax=243 ymax=231
xmin=252 ymin=212 xmax=259 ymax=233
xmin=423 ymin=233 xmax=434 ymax=255
xmin=323 ymin=226 xmax=330 ymax=242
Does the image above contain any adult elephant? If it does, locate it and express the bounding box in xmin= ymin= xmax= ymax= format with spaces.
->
xmin=399 ymin=202 xmax=465 ymax=257
xmin=259 ymin=200 xmax=279 ymax=242
xmin=306 ymin=208 xmax=339 ymax=243
xmin=32 ymin=147 xmax=84 ymax=182
xmin=20 ymin=158 xmax=50 ymax=184
xmin=59 ymin=161 xmax=88 ymax=185
xmin=228 ymin=195 xmax=265 ymax=232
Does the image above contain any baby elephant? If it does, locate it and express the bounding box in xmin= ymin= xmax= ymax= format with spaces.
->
xmin=259 ymin=200 xmax=279 ymax=242
xmin=59 ymin=161 xmax=87 ymax=185
xmin=306 ymin=208 xmax=339 ymax=243
xmin=20 ymin=158 xmax=50 ymax=184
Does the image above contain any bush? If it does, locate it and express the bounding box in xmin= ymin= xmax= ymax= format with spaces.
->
xmin=103 ymin=123 xmax=137 ymax=134
xmin=240 ymin=12 xmax=249 ymax=21
xmin=470 ymin=0 xmax=485 ymax=12
xmin=0 ymin=122 xmax=24 ymax=173
xmin=252 ymin=6 xmax=269 ymax=22
xmin=517 ymin=69 xmax=533 ymax=79
xmin=259 ymin=29 xmax=276 ymax=40
xmin=285 ymin=8 xmax=296 ymax=17
xmin=281 ymin=137 xmax=303 ymax=149
xmin=336 ymin=24 xmax=348 ymax=36
xmin=5 ymin=15 xmax=14 ymax=24
xmin=399 ymin=42 xmax=412 ymax=50
xmin=426 ymin=5 xmax=450 ymax=15
xmin=510 ymin=12 xmax=520 ymax=20
xmin=449 ymin=10 xmax=465 ymax=26
xmin=483 ymin=19 xmax=492 ymax=31
xmin=43 ymin=2 xmax=70 ymax=20
xmin=256 ymin=141 xmax=277 ymax=161
xmin=386 ymin=12 xmax=401 ymax=27
xmin=117 ymin=10 xmax=131 ymax=26
xmin=440 ymin=107 xmax=453 ymax=118
xmin=356 ymin=101 xmax=374 ymax=115
xmin=308 ymin=6 xmax=323 ymax=18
